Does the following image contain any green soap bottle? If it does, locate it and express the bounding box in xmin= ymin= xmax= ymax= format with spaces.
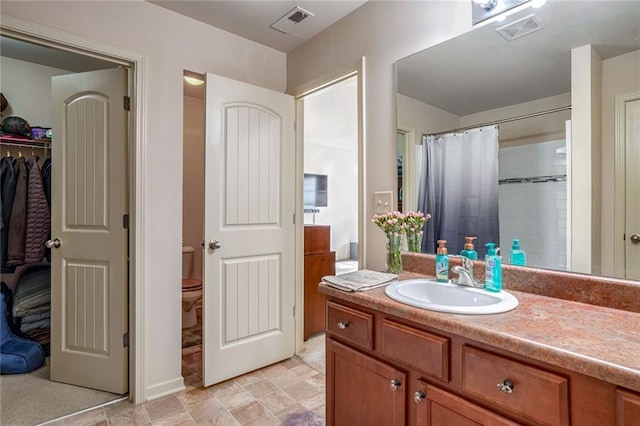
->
xmin=510 ymin=239 xmax=526 ymax=266
xmin=435 ymin=240 xmax=449 ymax=283
xmin=484 ymin=243 xmax=502 ymax=292
xmin=460 ymin=236 xmax=478 ymax=260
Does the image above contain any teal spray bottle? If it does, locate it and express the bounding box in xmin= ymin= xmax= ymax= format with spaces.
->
xmin=484 ymin=243 xmax=502 ymax=292
xmin=510 ymin=239 xmax=526 ymax=266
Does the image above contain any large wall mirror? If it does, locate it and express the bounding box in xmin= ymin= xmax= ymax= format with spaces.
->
xmin=396 ymin=1 xmax=640 ymax=280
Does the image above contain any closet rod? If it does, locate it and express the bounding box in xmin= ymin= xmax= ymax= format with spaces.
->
xmin=0 ymin=140 xmax=50 ymax=149
xmin=425 ymin=105 xmax=572 ymax=138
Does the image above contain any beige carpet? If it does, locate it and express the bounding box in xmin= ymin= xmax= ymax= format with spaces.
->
xmin=1 ymin=358 xmax=122 ymax=425
xmin=296 ymin=332 xmax=325 ymax=374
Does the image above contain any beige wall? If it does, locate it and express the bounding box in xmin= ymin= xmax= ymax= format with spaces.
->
xmin=601 ymin=49 xmax=640 ymax=276
xmin=183 ymin=95 xmax=205 ymax=280
xmin=0 ymin=56 xmax=71 ymax=127
xmin=461 ymin=93 xmax=571 ymax=147
xmin=1 ymin=0 xmax=285 ymax=401
xmin=287 ymin=1 xmax=471 ymax=270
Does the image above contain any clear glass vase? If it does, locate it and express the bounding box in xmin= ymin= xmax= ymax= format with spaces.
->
xmin=406 ymin=231 xmax=423 ymax=253
xmin=386 ymin=234 xmax=403 ymax=275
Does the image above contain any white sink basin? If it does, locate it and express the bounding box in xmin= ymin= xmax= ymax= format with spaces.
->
xmin=384 ymin=279 xmax=518 ymax=314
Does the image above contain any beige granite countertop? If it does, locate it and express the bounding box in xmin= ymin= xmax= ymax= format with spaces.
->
xmin=319 ymin=278 xmax=640 ymax=392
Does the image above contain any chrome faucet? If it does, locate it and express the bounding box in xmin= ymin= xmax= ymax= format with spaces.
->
xmin=450 ymin=255 xmax=483 ymax=288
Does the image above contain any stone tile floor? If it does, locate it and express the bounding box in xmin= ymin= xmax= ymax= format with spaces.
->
xmin=46 ymin=345 xmax=326 ymax=425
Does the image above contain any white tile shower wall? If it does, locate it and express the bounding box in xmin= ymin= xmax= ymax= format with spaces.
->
xmin=498 ymin=140 xmax=567 ymax=270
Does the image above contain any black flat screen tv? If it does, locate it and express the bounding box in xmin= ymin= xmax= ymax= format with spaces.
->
xmin=303 ymin=173 xmax=328 ymax=207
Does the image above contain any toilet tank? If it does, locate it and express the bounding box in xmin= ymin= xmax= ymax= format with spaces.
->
xmin=182 ymin=245 xmax=194 ymax=280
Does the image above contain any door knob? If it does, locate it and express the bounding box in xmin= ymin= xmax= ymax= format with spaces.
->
xmin=630 ymin=234 xmax=640 ymax=244
xmin=208 ymin=240 xmax=222 ymax=250
xmin=45 ymin=238 xmax=61 ymax=248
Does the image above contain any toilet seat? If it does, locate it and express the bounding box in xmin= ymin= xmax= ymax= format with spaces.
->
xmin=182 ymin=278 xmax=202 ymax=291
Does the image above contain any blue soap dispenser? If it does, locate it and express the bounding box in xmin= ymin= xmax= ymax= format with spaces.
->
xmin=510 ymin=239 xmax=526 ymax=266
xmin=484 ymin=243 xmax=502 ymax=292
xmin=435 ymin=240 xmax=449 ymax=283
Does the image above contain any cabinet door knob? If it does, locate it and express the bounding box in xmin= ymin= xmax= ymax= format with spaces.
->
xmin=337 ymin=320 xmax=350 ymax=330
xmin=414 ymin=390 xmax=426 ymax=403
xmin=497 ymin=379 xmax=514 ymax=394
xmin=389 ymin=379 xmax=402 ymax=391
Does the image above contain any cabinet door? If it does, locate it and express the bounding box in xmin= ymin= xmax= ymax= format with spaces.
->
xmin=415 ymin=381 xmax=520 ymax=426
xmin=617 ymin=388 xmax=640 ymax=426
xmin=327 ymin=338 xmax=406 ymax=426
xmin=304 ymin=251 xmax=335 ymax=340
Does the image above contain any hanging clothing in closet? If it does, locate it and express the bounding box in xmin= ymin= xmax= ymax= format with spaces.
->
xmin=25 ymin=157 xmax=50 ymax=264
xmin=0 ymin=154 xmax=51 ymax=268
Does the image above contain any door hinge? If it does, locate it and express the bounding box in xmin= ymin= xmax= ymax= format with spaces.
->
xmin=293 ymin=306 xmax=296 ymax=317
xmin=294 ymin=121 xmax=296 ymax=132
xmin=123 ymin=214 xmax=129 ymax=229
xmin=123 ymin=332 xmax=129 ymax=347
xmin=293 ymin=213 xmax=296 ymax=224
xmin=124 ymin=96 xmax=131 ymax=111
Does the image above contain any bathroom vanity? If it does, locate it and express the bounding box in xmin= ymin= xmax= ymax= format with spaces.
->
xmin=319 ymin=255 xmax=640 ymax=425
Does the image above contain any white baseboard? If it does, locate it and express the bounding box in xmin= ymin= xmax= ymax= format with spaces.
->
xmin=144 ymin=377 xmax=186 ymax=402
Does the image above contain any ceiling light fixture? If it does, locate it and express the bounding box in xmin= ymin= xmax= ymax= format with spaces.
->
xmin=184 ymin=76 xmax=204 ymax=86
xmin=473 ymin=0 xmax=498 ymax=11
xmin=183 ymin=70 xmax=205 ymax=86
xmin=531 ymin=0 xmax=547 ymax=8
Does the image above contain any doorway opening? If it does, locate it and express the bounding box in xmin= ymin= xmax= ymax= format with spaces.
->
xmin=181 ymin=71 xmax=205 ymax=363
xmin=292 ymin=60 xmax=365 ymax=373
xmin=0 ymin=35 xmax=129 ymax=424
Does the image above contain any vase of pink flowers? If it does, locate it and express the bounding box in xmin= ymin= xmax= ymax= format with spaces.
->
xmin=372 ymin=212 xmax=406 ymax=274
xmin=404 ymin=211 xmax=431 ymax=253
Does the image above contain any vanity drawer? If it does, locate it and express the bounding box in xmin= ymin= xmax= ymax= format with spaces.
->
xmin=380 ymin=319 xmax=449 ymax=382
xmin=327 ymin=301 xmax=373 ymax=350
xmin=462 ymin=346 xmax=569 ymax=425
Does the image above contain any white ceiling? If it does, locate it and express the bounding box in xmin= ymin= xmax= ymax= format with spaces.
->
xmin=396 ymin=1 xmax=640 ymax=116
xmin=148 ymin=0 xmax=368 ymax=53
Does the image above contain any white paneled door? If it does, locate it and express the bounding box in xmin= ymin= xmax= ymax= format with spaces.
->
xmin=203 ymin=73 xmax=295 ymax=386
xmin=625 ymin=98 xmax=640 ymax=280
xmin=50 ymin=68 xmax=128 ymax=394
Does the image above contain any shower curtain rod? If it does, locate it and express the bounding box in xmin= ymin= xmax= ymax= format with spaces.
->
xmin=425 ymin=105 xmax=571 ymax=138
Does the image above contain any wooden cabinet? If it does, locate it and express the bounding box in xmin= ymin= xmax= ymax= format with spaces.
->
xmin=304 ymin=226 xmax=335 ymax=340
xmin=327 ymin=338 xmax=406 ymax=426
xmin=324 ymin=297 xmax=635 ymax=426
xmin=617 ymin=388 xmax=640 ymax=426
xmin=415 ymin=381 xmax=518 ymax=426
xmin=461 ymin=346 xmax=569 ymax=425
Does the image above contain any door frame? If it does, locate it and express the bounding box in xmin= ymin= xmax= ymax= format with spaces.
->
xmin=614 ymin=91 xmax=640 ymax=278
xmin=396 ymin=126 xmax=417 ymax=213
xmin=288 ymin=58 xmax=365 ymax=352
xmin=1 ymin=15 xmax=147 ymax=403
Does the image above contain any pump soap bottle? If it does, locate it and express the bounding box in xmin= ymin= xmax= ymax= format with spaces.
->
xmin=484 ymin=243 xmax=502 ymax=292
xmin=510 ymin=239 xmax=526 ymax=266
xmin=435 ymin=240 xmax=449 ymax=282
xmin=460 ymin=236 xmax=478 ymax=260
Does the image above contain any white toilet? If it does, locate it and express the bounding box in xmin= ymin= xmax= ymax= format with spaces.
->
xmin=182 ymin=245 xmax=202 ymax=329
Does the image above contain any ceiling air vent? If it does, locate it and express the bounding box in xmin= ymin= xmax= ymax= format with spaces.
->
xmin=496 ymin=14 xmax=546 ymax=41
xmin=270 ymin=6 xmax=315 ymax=35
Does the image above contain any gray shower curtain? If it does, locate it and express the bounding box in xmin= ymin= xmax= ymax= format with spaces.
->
xmin=417 ymin=125 xmax=500 ymax=257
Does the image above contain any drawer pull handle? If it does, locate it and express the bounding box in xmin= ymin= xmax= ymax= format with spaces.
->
xmin=337 ymin=320 xmax=350 ymax=330
xmin=389 ymin=379 xmax=402 ymax=391
xmin=497 ymin=379 xmax=514 ymax=394
xmin=414 ymin=390 xmax=426 ymax=403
